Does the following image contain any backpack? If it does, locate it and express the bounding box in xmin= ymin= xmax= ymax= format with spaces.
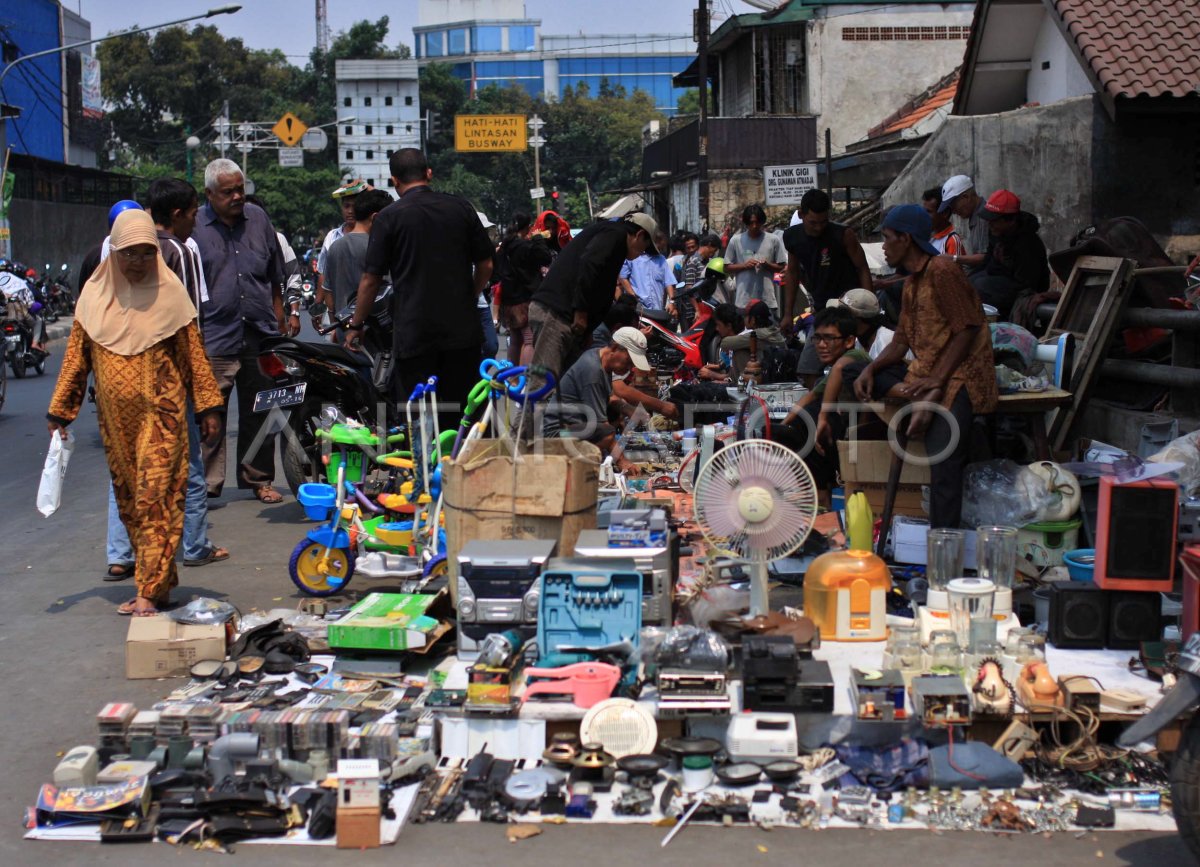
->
xmin=758 ymin=343 xmax=803 ymax=384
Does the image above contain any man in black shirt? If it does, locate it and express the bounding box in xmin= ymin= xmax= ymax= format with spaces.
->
xmin=346 ymin=149 xmax=494 ymax=422
xmin=781 ymin=189 xmax=873 ymax=387
xmin=527 ymin=213 xmax=658 ymax=382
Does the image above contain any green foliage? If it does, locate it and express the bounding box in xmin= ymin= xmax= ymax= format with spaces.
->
xmin=676 ymin=88 xmax=712 ymax=115
xmin=246 ymin=162 xmax=346 ymax=244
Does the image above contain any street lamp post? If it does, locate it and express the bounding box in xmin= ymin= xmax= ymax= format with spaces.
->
xmin=528 ymin=114 xmax=546 ymax=212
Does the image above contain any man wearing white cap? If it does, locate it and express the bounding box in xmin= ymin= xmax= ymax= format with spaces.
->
xmin=938 ymin=174 xmax=989 ymax=268
xmin=543 ymin=326 xmax=650 ymax=472
xmin=827 ymin=288 xmax=897 ymax=360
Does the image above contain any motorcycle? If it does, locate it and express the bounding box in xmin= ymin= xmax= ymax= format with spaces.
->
xmin=42 ymin=263 xmax=74 ymax=317
xmin=298 ymin=277 xmax=316 ymax=310
xmin=1117 ymin=630 xmax=1200 ymax=858
xmin=639 ymin=257 xmax=727 ymax=373
xmin=0 ymin=278 xmax=49 ymax=378
xmin=254 ymin=285 xmax=396 ymax=498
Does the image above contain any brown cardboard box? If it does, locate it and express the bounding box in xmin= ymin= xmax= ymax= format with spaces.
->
xmin=444 ymin=438 xmax=600 ymax=605
xmin=125 ymin=616 xmax=225 ymax=679
xmin=336 ymin=805 xmax=381 ymax=849
xmin=837 ymin=440 xmax=930 ymax=519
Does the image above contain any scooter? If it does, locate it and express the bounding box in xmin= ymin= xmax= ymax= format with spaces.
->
xmin=255 ymin=285 xmax=396 ymax=497
xmin=639 ymin=257 xmax=726 ymax=373
xmin=1 ymin=295 xmax=48 ymax=378
xmin=1117 ymin=630 xmax=1200 ymax=858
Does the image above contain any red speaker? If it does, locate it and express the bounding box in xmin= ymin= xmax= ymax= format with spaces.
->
xmin=1094 ymin=476 xmax=1178 ymax=592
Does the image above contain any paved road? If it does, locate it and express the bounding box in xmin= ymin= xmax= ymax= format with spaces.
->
xmin=0 ymin=326 xmax=1188 ymax=865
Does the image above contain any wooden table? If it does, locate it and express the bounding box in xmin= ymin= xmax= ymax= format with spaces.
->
xmin=995 ymin=387 xmax=1073 ymax=460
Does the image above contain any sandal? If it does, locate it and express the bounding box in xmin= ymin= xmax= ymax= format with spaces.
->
xmin=184 ymin=546 xmax=230 ymax=567
xmin=104 ymin=563 xmax=134 ymax=582
xmin=253 ymin=486 xmax=284 ymax=504
xmin=118 ymin=597 xmax=162 ymax=617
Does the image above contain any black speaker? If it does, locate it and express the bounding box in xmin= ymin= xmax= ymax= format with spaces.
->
xmin=1106 ymin=592 xmax=1163 ymax=650
xmin=1048 ymin=583 xmax=1108 ymax=649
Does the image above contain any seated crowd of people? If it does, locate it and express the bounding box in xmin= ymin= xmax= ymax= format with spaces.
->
xmin=509 ymin=173 xmax=1049 ymax=529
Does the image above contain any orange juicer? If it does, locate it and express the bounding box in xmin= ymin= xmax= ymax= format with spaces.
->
xmin=802 ymin=492 xmax=890 ymax=641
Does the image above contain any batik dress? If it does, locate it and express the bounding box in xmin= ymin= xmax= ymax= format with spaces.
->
xmin=48 ymin=321 xmax=223 ymax=603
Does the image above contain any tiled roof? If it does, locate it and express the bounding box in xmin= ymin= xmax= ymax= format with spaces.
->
xmin=1056 ymin=0 xmax=1200 ymax=100
xmin=867 ymin=68 xmax=960 ymax=139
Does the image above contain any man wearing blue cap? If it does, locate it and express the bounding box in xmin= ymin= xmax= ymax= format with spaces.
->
xmin=853 ymin=204 xmax=996 ymax=528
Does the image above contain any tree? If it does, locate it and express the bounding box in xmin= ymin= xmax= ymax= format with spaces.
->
xmin=676 ymin=88 xmax=712 ymax=115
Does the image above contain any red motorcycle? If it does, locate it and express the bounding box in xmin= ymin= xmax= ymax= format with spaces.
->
xmin=639 ymin=258 xmax=726 ymax=373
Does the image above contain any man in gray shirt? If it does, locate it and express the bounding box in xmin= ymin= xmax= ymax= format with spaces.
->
xmin=724 ymin=204 xmax=786 ymax=314
xmin=322 ymin=189 xmax=392 ymax=314
xmin=543 ymin=327 xmax=650 ymax=472
xmin=191 ymin=158 xmax=292 ymax=504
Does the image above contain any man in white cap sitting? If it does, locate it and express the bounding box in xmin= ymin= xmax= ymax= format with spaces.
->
xmin=938 ymin=174 xmax=990 ymax=270
xmin=827 ymin=288 xmax=898 ymax=360
xmin=543 ymin=326 xmax=651 ymax=472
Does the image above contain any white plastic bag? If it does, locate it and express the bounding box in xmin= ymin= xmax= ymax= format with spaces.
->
xmin=37 ymin=430 xmax=75 ymax=517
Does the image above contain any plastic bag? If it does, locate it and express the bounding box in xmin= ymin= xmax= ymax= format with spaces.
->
xmin=166 ymin=597 xmax=239 ymax=625
xmin=37 ymin=430 xmax=75 ymax=517
xmin=961 ymin=460 xmax=1057 ymax=528
xmin=1148 ymin=429 xmax=1200 ymax=496
xmin=653 ymin=626 xmax=731 ymax=672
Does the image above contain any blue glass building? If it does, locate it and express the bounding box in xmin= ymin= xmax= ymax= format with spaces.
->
xmin=413 ymin=14 xmax=695 ymax=114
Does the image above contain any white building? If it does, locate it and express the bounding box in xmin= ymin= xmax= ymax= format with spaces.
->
xmin=335 ymin=59 xmax=422 ymax=192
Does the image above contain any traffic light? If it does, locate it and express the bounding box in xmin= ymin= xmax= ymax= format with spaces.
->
xmin=550 ymin=189 xmax=559 ymax=203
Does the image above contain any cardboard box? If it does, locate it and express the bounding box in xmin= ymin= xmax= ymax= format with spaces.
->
xmin=891 ymin=516 xmax=978 ymax=569
xmin=444 ymin=438 xmax=600 ymax=605
xmin=125 ymin=617 xmax=225 ymax=679
xmin=837 ymin=440 xmax=930 ymax=519
xmin=336 ymin=805 xmax=380 ymax=849
xmin=327 ymin=592 xmax=450 ymax=652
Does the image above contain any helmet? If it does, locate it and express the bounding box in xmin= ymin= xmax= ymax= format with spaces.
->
xmin=705 ymin=257 xmax=725 ymax=276
xmin=108 ymin=199 xmax=143 ymax=228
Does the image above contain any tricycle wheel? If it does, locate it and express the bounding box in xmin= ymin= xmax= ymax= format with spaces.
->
xmin=421 ymin=554 xmax=449 ymax=592
xmin=1171 ymin=713 xmax=1200 ymax=860
xmin=288 ymin=538 xmax=355 ymax=596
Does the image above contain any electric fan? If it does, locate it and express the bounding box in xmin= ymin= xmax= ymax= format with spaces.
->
xmin=692 ymin=439 xmax=818 ymax=616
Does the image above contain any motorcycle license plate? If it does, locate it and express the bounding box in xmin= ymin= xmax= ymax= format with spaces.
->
xmin=253 ymin=382 xmax=306 ymax=413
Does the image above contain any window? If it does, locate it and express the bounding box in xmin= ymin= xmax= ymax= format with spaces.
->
xmin=368 ymin=179 xmax=375 ymax=187
xmin=405 ymin=125 xmax=413 ymax=133
xmin=365 ymin=125 xmax=373 ymax=135
xmin=509 ymin=25 xmax=535 ymax=51
xmin=343 ymin=96 xmax=351 ymax=106
xmin=344 ymin=125 xmax=352 ymax=135
xmin=345 ymin=150 xmax=353 ymax=159
xmin=387 ymin=149 xmax=394 ymax=158
xmin=424 ymin=31 xmax=444 ymax=57
xmin=473 ymin=25 xmax=503 ymax=52
xmin=364 ymin=96 xmax=372 ymax=106
xmin=366 ymin=150 xmax=374 ymax=159
xmin=385 ymin=96 xmax=393 ymax=106
xmin=405 ymin=95 xmax=413 ymax=106
xmin=386 ymin=125 xmax=393 ymax=135
xmin=448 ymin=28 xmax=467 ymax=55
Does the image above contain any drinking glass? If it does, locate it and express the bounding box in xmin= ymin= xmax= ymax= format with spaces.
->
xmin=976 ymin=525 xmax=1019 ymax=590
xmin=927 ymin=529 xmax=967 ymax=592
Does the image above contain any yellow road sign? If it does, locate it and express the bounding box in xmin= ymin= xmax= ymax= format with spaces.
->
xmin=272 ymin=112 xmax=308 ymax=147
xmin=454 ymin=114 xmax=527 ymax=152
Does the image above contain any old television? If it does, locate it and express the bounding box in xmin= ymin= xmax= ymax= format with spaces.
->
xmin=1093 ymin=476 xmax=1178 ymax=592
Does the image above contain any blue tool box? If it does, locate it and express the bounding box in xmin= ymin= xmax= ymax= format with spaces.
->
xmin=537 ymin=558 xmax=643 ymax=657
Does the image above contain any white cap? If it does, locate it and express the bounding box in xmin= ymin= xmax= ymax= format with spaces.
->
xmin=789 ymin=210 xmax=802 ymax=227
xmin=939 ymin=175 xmax=974 ymax=213
xmin=612 ymin=326 xmax=652 ymax=370
xmin=477 ymin=211 xmax=495 ymax=228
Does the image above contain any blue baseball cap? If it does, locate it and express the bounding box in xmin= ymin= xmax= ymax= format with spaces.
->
xmin=881 ymin=204 xmax=939 ymax=256
xmin=108 ymin=199 xmax=143 ymax=228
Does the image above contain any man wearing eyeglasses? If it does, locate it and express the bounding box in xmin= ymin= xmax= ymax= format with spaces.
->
xmin=191 ymin=158 xmax=291 ymax=505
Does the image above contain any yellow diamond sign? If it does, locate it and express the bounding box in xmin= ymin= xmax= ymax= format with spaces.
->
xmin=272 ymin=112 xmax=308 ymax=147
